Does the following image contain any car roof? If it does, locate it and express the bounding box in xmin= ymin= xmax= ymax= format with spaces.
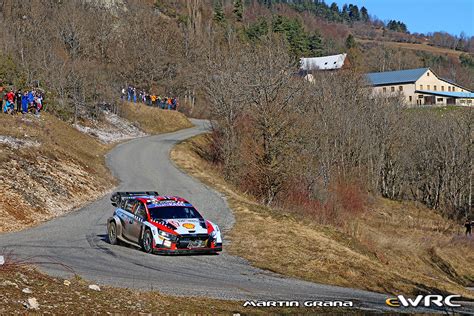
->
xmin=133 ymin=196 xmax=191 ymax=207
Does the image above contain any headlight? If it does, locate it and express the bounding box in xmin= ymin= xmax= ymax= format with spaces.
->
xmin=210 ymin=231 xmax=217 ymax=239
xmin=159 ymin=230 xmax=177 ymax=242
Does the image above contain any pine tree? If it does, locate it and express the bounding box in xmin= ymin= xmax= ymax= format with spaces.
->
xmin=233 ymin=0 xmax=243 ymax=22
xmin=345 ymin=34 xmax=356 ymax=49
xmin=349 ymin=4 xmax=359 ymax=21
xmin=341 ymin=4 xmax=350 ymax=23
xmin=213 ymin=0 xmax=225 ymax=24
xmin=360 ymin=6 xmax=369 ymax=22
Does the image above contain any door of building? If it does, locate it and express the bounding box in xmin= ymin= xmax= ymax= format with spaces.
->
xmin=424 ymin=96 xmax=435 ymax=105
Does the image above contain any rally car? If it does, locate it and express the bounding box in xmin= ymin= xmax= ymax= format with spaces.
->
xmin=107 ymin=191 xmax=222 ymax=254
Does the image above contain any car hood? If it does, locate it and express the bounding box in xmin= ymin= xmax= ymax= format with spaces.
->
xmin=152 ymin=218 xmax=208 ymax=235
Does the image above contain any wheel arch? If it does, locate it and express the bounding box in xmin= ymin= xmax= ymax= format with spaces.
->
xmin=107 ymin=215 xmax=123 ymax=238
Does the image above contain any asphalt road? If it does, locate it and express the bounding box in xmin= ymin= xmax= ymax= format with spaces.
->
xmin=1 ymin=119 xmax=472 ymax=313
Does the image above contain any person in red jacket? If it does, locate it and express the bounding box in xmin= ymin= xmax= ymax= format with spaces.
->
xmin=6 ymin=89 xmax=15 ymax=103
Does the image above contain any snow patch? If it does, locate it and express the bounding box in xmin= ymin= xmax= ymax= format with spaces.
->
xmin=74 ymin=111 xmax=146 ymax=143
xmin=0 ymin=136 xmax=40 ymax=149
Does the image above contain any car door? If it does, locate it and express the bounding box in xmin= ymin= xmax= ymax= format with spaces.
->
xmin=128 ymin=202 xmax=146 ymax=243
xmin=121 ymin=200 xmax=138 ymax=241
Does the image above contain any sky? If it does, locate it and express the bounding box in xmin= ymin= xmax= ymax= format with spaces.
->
xmin=333 ymin=0 xmax=474 ymax=36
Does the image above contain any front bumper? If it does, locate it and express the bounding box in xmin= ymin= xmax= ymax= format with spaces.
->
xmin=153 ymin=245 xmax=222 ymax=255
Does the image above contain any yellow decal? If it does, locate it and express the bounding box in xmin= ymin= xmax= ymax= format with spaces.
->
xmin=183 ymin=223 xmax=195 ymax=229
xmin=386 ymin=298 xmax=400 ymax=307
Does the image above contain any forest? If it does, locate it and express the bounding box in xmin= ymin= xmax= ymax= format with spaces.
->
xmin=0 ymin=0 xmax=472 ymax=220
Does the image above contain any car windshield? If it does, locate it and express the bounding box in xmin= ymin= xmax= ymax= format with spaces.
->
xmin=148 ymin=206 xmax=202 ymax=220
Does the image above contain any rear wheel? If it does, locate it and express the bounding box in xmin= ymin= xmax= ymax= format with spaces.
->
xmin=108 ymin=221 xmax=119 ymax=245
xmin=141 ymin=229 xmax=153 ymax=253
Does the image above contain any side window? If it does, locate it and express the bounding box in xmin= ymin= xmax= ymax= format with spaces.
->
xmin=135 ymin=203 xmax=147 ymax=220
xmin=123 ymin=200 xmax=134 ymax=212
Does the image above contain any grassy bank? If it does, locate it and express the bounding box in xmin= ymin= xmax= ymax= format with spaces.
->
xmin=171 ymin=133 xmax=474 ymax=298
xmin=119 ymin=101 xmax=193 ymax=134
xmin=0 ymin=106 xmax=192 ymax=233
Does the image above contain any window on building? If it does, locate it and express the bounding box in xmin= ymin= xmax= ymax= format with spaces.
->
xmin=452 ymin=87 xmax=456 ymax=92
xmin=441 ymin=86 xmax=444 ymax=91
xmin=448 ymin=86 xmax=451 ymax=91
xmin=383 ymin=87 xmax=387 ymax=93
xmin=427 ymin=72 xmax=430 ymax=76
xmin=434 ymin=85 xmax=437 ymax=91
xmin=391 ymin=86 xmax=395 ymax=92
xmin=409 ymin=96 xmax=412 ymax=102
xmin=460 ymin=100 xmax=466 ymax=104
xmin=418 ymin=95 xmax=424 ymax=99
xmin=427 ymin=85 xmax=430 ymax=90
xmin=437 ymin=98 xmax=443 ymax=102
xmin=468 ymin=100 xmax=472 ymax=104
xmin=420 ymin=84 xmax=423 ymax=90
xmin=399 ymin=86 xmax=403 ymax=91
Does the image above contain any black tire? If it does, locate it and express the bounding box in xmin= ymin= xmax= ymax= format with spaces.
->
xmin=141 ymin=229 xmax=153 ymax=253
xmin=108 ymin=221 xmax=119 ymax=245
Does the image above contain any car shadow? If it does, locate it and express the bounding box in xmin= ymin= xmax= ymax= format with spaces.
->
xmin=96 ymin=234 xmax=219 ymax=256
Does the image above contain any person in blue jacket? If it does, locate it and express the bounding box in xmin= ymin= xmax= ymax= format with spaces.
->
xmin=27 ymin=90 xmax=34 ymax=109
xmin=3 ymin=100 xmax=14 ymax=114
xmin=22 ymin=91 xmax=29 ymax=113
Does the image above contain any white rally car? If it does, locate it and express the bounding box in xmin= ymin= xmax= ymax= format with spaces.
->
xmin=107 ymin=192 xmax=222 ymax=254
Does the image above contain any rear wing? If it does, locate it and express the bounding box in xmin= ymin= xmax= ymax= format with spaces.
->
xmin=111 ymin=191 xmax=159 ymax=207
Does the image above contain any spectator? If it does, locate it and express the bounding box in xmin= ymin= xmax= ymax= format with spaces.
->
xmin=6 ymin=89 xmax=15 ymax=104
xmin=27 ymin=90 xmax=34 ymax=110
xmin=0 ymin=86 xmax=4 ymax=110
xmin=465 ymin=219 xmax=472 ymax=236
xmin=15 ymin=89 xmax=22 ymax=113
xmin=3 ymin=99 xmax=14 ymax=114
xmin=21 ymin=91 xmax=28 ymax=113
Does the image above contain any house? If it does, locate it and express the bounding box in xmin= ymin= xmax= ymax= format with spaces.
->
xmin=300 ymin=54 xmax=349 ymax=82
xmin=300 ymin=53 xmax=348 ymax=71
xmin=366 ymin=67 xmax=473 ymax=106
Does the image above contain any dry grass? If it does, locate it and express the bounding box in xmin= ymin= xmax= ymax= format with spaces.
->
xmin=356 ymin=38 xmax=465 ymax=58
xmin=0 ymin=113 xmax=116 ymax=233
xmin=0 ymin=261 xmax=343 ymax=314
xmin=119 ymin=101 xmax=193 ymax=134
xmin=171 ymin=134 xmax=474 ymax=298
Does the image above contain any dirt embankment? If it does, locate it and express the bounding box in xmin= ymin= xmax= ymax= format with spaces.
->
xmin=171 ymin=133 xmax=474 ymax=298
xmin=0 ymin=107 xmax=192 ymax=233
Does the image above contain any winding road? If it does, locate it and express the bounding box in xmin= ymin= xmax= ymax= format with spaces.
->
xmin=1 ymin=120 xmax=471 ymax=313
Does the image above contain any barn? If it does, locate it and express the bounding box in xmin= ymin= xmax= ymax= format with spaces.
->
xmin=366 ymin=68 xmax=473 ymax=106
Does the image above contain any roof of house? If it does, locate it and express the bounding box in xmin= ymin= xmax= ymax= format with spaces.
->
xmin=300 ymin=53 xmax=347 ymax=71
xmin=416 ymin=90 xmax=474 ymax=98
xmin=366 ymin=68 xmax=428 ymax=86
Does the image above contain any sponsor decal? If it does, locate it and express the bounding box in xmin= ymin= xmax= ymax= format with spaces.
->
xmin=243 ymin=300 xmax=353 ymax=308
xmin=183 ymin=223 xmax=195 ymax=229
xmin=385 ymin=295 xmax=461 ymax=308
xmin=167 ymin=220 xmax=180 ymax=228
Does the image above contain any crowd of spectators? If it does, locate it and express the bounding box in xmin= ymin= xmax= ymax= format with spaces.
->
xmin=1 ymin=86 xmax=44 ymax=115
xmin=121 ymin=86 xmax=179 ymax=110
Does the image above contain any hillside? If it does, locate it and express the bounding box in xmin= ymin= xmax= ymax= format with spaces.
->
xmin=356 ymin=38 xmax=465 ymax=58
xmin=172 ymin=133 xmax=474 ymax=297
xmin=0 ymin=107 xmax=191 ymax=233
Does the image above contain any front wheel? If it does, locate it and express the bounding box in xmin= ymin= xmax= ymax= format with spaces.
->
xmin=141 ymin=229 xmax=153 ymax=253
xmin=108 ymin=221 xmax=119 ymax=245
